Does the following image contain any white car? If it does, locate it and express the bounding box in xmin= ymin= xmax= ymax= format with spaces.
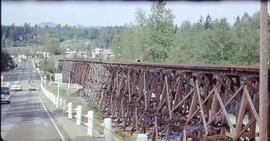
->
xmin=1 ymin=85 xmax=11 ymax=104
xmin=10 ymin=81 xmax=22 ymax=91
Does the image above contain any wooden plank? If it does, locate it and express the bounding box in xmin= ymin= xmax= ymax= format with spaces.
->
xmin=243 ymin=86 xmax=259 ymax=122
xmin=195 ymin=80 xmax=209 ymax=135
xmin=158 ymin=80 xmax=167 ymax=111
xmin=183 ymin=129 xmax=187 ymax=141
xmin=236 ymin=91 xmax=247 ymax=134
xmin=143 ymin=72 xmax=148 ymax=110
xmin=165 ymin=126 xmax=171 ymax=141
xmin=186 ymin=87 xmax=214 ymax=124
xmin=187 ymin=90 xmax=198 ymax=120
xmin=172 ymin=88 xmax=195 ymax=112
xmin=214 ymin=87 xmax=235 ymax=133
xmin=128 ymin=70 xmax=131 ymax=102
xmin=172 ymin=80 xmax=182 ymax=109
xmin=209 ymin=94 xmax=219 ymax=119
xmin=165 ymin=76 xmax=173 ymax=119
xmin=208 ymin=85 xmax=243 ymax=124
xmin=155 ymin=116 xmax=158 ymax=140
xmin=233 ymin=118 xmax=256 ymax=141
xmin=135 ymin=107 xmax=138 ymax=132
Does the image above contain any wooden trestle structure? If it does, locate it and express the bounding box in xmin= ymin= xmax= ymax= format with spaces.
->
xmin=58 ymin=60 xmax=270 ymax=140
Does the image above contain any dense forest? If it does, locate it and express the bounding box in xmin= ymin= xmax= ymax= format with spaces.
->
xmin=111 ymin=1 xmax=270 ymax=65
xmin=1 ymin=1 xmax=269 ymax=65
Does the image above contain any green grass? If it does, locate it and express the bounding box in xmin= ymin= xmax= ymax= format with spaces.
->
xmin=46 ymin=85 xmax=82 ymax=108
xmin=46 ymin=85 xmax=136 ymax=141
xmin=7 ymin=46 xmax=37 ymax=57
xmin=60 ymin=39 xmax=86 ymax=51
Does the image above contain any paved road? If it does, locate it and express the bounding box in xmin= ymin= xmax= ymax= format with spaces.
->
xmin=1 ymin=59 xmax=64 ymax=141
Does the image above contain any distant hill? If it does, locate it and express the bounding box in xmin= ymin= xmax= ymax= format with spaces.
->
xmin=39 ymin=22 xmax=57 ymax=28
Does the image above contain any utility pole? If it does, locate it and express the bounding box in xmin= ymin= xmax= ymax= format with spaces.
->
xmin=45 ymin=51 xmax=47 ymax=80
xmin=259 ymin=0 xmax=268 ymax=140
xmin=5 ymin=39 xmax=8 ymax=52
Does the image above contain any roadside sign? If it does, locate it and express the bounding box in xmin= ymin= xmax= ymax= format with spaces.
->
xmin=55 ymin=73 xmax=63 ymax=83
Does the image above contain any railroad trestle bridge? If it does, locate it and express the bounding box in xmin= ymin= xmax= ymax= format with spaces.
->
xmin=58 ymin=59 xmax=270 ymax=141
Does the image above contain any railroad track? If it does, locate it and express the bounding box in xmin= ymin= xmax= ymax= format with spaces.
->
xmin=58 ymin=59 xmax=270 ymax=141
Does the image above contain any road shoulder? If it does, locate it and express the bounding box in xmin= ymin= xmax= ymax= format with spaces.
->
xmin=39 ymin=91 xmax=102 ymax=141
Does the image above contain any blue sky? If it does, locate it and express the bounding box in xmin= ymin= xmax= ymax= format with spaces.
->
xmin=2 ymin=1 xmax=268 ymax=26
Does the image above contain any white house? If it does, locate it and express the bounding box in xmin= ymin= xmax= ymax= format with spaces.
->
xmin=91 ymin=48 xmax=113 ymax=59
xmin=91 ymin=48 xmax=103 ymax=58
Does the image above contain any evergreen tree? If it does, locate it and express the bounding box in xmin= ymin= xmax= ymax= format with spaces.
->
xmin=144 ymin=1 xmax=175 ymax=62
xmin=204 ymin=15 xmax=212 ymax=29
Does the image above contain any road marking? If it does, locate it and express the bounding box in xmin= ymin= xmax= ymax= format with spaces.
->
xmin=38 ymin=94 xmax=66 ymax=141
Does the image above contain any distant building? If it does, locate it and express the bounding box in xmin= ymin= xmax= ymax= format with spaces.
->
xmin=91 ymin=48 xmax=103 ymax=58
xmin=91 ymin=48 xmax=113 ymax=59
xmin=64 ymin=48 xmax=76 ymax=54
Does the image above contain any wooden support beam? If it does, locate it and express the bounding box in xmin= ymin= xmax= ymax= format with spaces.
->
xmin=243 ymin=86 xmax=259 ymax=122
xmin=208 ymin=85 xmax=243 ymax=124
xmin=187 ymin=89 xmax=198 ymax=120
xmin=214 ymin=87 xmax=235 ymax=133
xmin=236 ymin=91 xmax=248 ymax=134
xmin=172 ymin=88 xmax=195 ymax=112
xmin=165 ymin=76 xmax=172 ymax=120
xmin=195 ymin=80 xmax=209 ymax=135
xmin=233 ymin=118 xmax=256 ymax=141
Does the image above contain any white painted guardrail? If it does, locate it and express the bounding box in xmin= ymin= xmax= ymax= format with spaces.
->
xmin=41 ymin=84 xmax=148 ymax=141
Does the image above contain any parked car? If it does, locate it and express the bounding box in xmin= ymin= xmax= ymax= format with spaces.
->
xmin=1 ymin=84 xmax=11 ymax=104
xmin=10 ymin=81 xmax=22 ymax=91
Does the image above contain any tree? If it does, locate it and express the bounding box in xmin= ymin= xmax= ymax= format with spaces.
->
xmin=144 ymin=1 xmax=175 ymax=62
xmin=231 ymin=12 xmax=260 ymax=64
xmin=234 ymin=16 xmax=241 ymax=26
xmin=204 ymin=18 xmax=234 ymax=64
xmin=204 ymin=15 xmax=212 ymax=29
xmin=1 ymin=49 xmax=15 ymax=71
xmin=46 ymin=37 xmax=61 ymax=55
xmin=111 ymin=9 xmax=148 ymax=61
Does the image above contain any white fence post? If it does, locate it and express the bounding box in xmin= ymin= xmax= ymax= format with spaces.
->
xmin=56 ymin=97 xmax=59 ymax=109
xmin=53 ymin=95 xmax=56 ymax=105
xmin=104 ymin=118 xmax=112 ymax=141
xmin=67 ymin=102 xmax=72 ymax=119
xmin=53 ymin=95 xmax=56 ymax=104
xmin=75 ymin=105 xmax=82 ymax=125
xmin=136 ymin=134 xmax=148 ymax=141
xmin=59 ymin=98 xmax=63 ymax=108
xmin=87 ymin=111 xmax=94 ymax=136
xmin=62 ymin=99 xmax=67 ymax=113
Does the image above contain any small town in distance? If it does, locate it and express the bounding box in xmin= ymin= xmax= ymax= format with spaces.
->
xmin=1 ymin=1 xmax=269 ymax=141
